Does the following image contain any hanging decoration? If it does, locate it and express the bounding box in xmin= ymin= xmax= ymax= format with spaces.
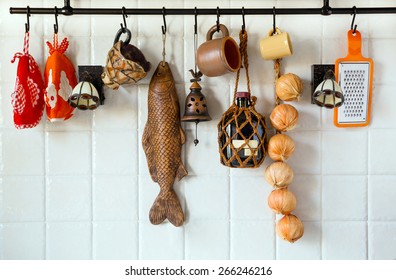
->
xmin=313 ymin=69 xmax=344 ymax=109
xmin=262 ymin=8 xmax=304 ymax=243
xmin=265 ymin=58 xmax=304 ymax=243
xmin=218 ymin=26 xmax=267 ymax=168
xmin=102 ymin=7 xmax=151 ymax=90
xmin=10 ymin=9 xmax=45 ymax=129
xmin=69 ymin=66 xmax=104 ymax=110
xmin=181 ymin=71 xmax=211 ymax=146
xmin=142 ymin=11 xmax=188 ymax=227
xmin=197 ymin=7 xmax=241 ymax=77
xmin=259 ymin=8 xmax=292 ymax=61
xmin=44 ymin=9 xmax=77 ymax=122
xmin=334 ymin=8 xmax=374 ymax=127
xmin=182 ymin=8 xmax=212 ymax=146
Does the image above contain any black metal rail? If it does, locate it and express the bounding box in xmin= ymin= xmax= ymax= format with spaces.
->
xmin=9 ymin=0 xmax=396 ymax=16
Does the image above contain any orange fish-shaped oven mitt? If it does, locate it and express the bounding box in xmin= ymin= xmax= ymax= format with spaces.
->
xmin=44 ymin=33 xmax=77 ymax=122
xmin=11 ymin=32 xmax=45 ymax=129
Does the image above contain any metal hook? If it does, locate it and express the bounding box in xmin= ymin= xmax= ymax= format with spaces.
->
xmin=25 ymin=6 xmax=30 ymax=32
xmin=216 ymin=6 xmax=220 ymax=32
xmin=54 ymin=6 xmax=59 ymax=34
xmin=272 ymin=6 xmax=276 ymax=35
xmin=351 ymin=6 xmax=357 ymax=34
xmin=161 ymin=7 xmax=167 ymax=35
xmin=321 ymin=0 xmax=332 ymax=16
xmin=121 ymin=6 xmax=127 ymax=32
xmin=241 ymin=7 xmax=246 ymax=34
xmin=194 ymin=7 xmax=198 ymax=35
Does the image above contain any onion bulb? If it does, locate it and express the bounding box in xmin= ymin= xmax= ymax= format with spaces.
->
xmin=268 ymin=134 xmax=295 ymax=162
xmin=268 ymin=188 xmax=297 ymax=214
xmin=264 ymin=161 xmax=294 ymax=188
xmin=270 ymin=104 xmax=298 ymax=132
xmin=276 ymin=73 xmax=303 ymax=102
xmin=276 ymin=214 xmax=304 ymax=243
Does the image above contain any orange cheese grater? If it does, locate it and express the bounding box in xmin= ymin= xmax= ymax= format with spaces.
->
xmin=334 ymin=29 xmax=374 ymax=127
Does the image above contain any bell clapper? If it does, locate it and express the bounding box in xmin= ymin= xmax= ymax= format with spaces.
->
xmin=194 ymin=120 xmax=200 ymax=146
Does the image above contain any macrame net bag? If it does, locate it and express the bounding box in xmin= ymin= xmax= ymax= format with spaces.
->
xmin=218 ymin=29 xmax=267 ymax=168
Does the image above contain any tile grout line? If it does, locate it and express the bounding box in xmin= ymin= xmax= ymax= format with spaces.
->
xmin=90 ymin=14 xmax=95 ymax=261
xmin=319 ymin=125 xmax=323 ymax=260
xmin=366 ymin=128 xmax=369 ymax=259
xmin=137 ymin=0 xmax=140 ymax=260
xmin=366 ymin=25 xmax=371 ymax=260
xmin=228 ymin=74 xmax=232 ymax=261
xmin=182 ymin=10 xmax=186 ymax=261
xmin=44 ymin=125 xmax=48 ymax=260
xmin=319 ymin=17 xmax=324 ymax=260
xmin=136 ymin=90 xmax=140 ymax=260
xmin=42 ymin=19 xmax=48 ymax=259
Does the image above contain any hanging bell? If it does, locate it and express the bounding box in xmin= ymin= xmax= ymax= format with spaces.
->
xmin=182 ymin=74 xmax=211 ymax=146
xmin=182 ymin=81 xmax=211 ymax=123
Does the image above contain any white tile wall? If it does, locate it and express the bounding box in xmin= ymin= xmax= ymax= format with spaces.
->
xmin=231 ymin=221 xmax=275 ymax=260
xmin=322 ymin=222 xmax=367 ymax=260
xmin=322 ymin=175 xmax=367 ymax=221
xmin=47 ymin=176 xmax=91 ymax=221
xmin=47 ymin=222 xmax=92 ymax=259
xmin=1 ymin=0 xmax=396 ymax=260
xmin=93 ymin=221 xmax=138 ymax=260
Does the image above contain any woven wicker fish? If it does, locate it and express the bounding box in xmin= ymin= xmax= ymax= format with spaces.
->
xmin=142 ymin=61 xmax=188 ymax=227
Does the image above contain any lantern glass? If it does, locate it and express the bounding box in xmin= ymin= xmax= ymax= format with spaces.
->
xmin=313 ymin=70 xmax=344 ymax=109
xmin=69 ymin=81 xmax=100 ymax=110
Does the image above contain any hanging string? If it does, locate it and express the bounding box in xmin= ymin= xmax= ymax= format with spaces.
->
xmin=11 ymin=32 xmax=37 ymax=73
xmin=162 ymin=33 xmax=166 ymax=65
xmin=193 ymin=8 xmax=199 ymax=147
xmin=274 ymin=58 xmax=283 ymax=135
xmin=194 ymin=121 xmax=199 ymax=146
xmin=23 ymin=30 xmax=30 ymax=54
xmin=54 ymin=32 xmax=58 ymax=49
xmin=161 ymin=7 xmax=167 ymax=65
xmin=233 ymin=29 xmax=250 ymax=103
xmin=194 ymin=7 xmax=198 ymax=75
xmin=274 ymin=58 xmax=282 ymax=106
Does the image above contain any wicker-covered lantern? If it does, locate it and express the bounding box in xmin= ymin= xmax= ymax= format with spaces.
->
xmin=218 ymin=92 xmax=267 ymax=168
xmin=218 ymin=29 xmax=267 ymax=168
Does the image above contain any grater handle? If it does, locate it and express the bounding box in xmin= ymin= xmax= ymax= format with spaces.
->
xmin=347 ymin=29 xmax=362 ymax=58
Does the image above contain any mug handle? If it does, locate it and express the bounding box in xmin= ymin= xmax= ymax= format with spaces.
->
xmin=114 ymin=27 xmax=132 ymax=45
xmin=267 ymin=27 xmax=282 ymax=37
xmin=206 ymin=24 xmax=229 ymax=41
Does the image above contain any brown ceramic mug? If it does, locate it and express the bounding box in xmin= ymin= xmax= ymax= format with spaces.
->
xmin=197 ymin=24 xmax=241 ymax=77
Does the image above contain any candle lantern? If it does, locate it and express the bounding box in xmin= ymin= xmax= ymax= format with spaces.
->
xmin=69 ymin=65 xmax=104 ymax=110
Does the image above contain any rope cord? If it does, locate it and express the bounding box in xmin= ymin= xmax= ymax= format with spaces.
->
xmin=233 ymin=29 xmax=251 ymax=103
